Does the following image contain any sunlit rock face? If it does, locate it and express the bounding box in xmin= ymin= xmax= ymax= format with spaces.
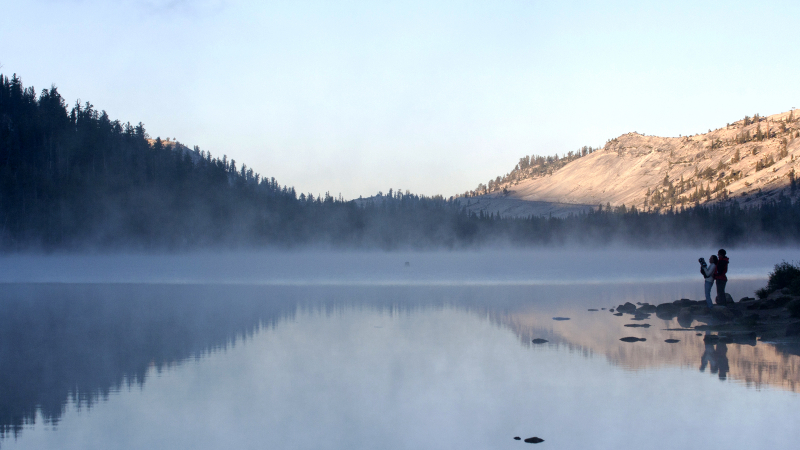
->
xmin=466 ymin=110 xmax=800 ymax=218
xmin=498 ymin=308 xmax=800 ymax=393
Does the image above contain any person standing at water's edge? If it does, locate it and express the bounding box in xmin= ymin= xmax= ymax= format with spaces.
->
xmin=715 ymin=249 xmax=729 ymax=305
xmin=702 ymin=255 xmax=717 ymax=308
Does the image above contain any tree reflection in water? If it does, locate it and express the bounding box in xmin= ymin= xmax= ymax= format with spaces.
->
xmin=0 ymin=284 xmax=296 ymax=438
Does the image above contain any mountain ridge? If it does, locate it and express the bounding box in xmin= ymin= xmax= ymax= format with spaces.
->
xmin=464 ymin=110 xmax=800 ymax=218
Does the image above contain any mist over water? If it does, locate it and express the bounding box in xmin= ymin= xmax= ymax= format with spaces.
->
xmin=0 ymin=247 xmax=792 ymax=285
xmin=2 ymin=248 xmax=799 ymax=449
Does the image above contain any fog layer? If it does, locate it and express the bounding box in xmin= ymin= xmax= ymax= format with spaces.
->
xmin=0 ymin=248 xmax=792 ymax=285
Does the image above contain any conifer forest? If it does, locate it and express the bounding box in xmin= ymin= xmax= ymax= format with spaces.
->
xmin=2 ymin=74 xmax=800 ymax=251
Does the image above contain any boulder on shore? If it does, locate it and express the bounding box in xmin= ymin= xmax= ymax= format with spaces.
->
xmin=786 ymin=322 xmax=800 ymax=337
xmin=711 ymin=305 xmax=735 ymax=322
xmin=715 ymin=293 xmax=734 ymax=305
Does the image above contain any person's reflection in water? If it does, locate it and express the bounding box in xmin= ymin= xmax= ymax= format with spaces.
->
xmin=699 ymin=335 xmax=730 ymax=380
xmin=715 ymin=342 xmax=729 ymax=380
xmin=700 ymin=341 xmax=718 ymax=375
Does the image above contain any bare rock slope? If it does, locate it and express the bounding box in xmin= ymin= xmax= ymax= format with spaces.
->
xmin=464 ymin=110 xmax=800 ymax=218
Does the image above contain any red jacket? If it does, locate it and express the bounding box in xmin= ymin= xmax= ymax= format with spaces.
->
xmin=714 ymin=256 xmax=729 ymax=281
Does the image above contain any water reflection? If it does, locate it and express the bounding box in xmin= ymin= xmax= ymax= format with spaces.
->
xmin=700 ymin=341 xmax=730 ymax=380
xmin=0 ymin=284 xmax=297 ymax=438
xmin=1 ymin=280 xmax=798 ymax=445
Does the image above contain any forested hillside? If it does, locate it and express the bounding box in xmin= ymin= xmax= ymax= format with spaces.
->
xmin=2 ymin=73 xmax=800 ymax=250
xmin=0 ymin=74 xmax=475 ymax=249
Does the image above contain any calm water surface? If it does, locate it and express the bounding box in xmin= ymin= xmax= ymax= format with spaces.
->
xmin=1 ymin=250 xmax=799 ymax=449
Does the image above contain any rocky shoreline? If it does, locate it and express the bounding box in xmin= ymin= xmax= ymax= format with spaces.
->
xmin=610 ymin=292 xmax=800 ymax=345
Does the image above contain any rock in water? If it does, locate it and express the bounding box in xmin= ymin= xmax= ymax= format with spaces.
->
xmin=514 ymin=437 xmax=521 ymax=440
xmin=531 ymin=339 xmax=549 ymax=344
xmin=588 ymin=309 xmax=599 ymax=311
xmin=617 ymin=302 xmax=637 ymax=314
xmin=655 ymin=303 xmax=679 ymax=319
xmin=677 ymin=307 xmax=693 ymax=328
xmin=613 ymin=312 xmax=623 ymax=316
xmin=620 ymin=337 xmax=646 ymax=342
xmin=524 ymin=437 xmax=545 ymax=443
xmin=624 ymin=323 xmax=651 ymax=328
xmin=552 ymin=317 xmax=570 ymax=321
xmin=664 ymin=339 xmax=680 ymax=343
xmin=637 ymin=304 xmax=657 ymax=313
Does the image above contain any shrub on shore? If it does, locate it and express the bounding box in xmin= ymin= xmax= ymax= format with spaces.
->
xmin=787 ymin=299 xmax=800 ymax=318
xmin=756 ymin=261 xmax=800 ymax=299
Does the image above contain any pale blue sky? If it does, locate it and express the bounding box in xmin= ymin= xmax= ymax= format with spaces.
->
xmin=2 ymin=0 xmax=798 ymax=198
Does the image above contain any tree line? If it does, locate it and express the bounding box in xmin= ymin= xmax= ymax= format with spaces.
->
xmin=3 ymin=73 xmax=800 ymax=250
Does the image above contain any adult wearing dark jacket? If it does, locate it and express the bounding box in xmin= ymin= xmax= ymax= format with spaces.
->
xmin=702 ymin=255 xmax=717 ymax=308
xmin=714 ymin=249 xmax=729 ymax=305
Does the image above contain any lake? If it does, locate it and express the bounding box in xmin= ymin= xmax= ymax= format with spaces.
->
xmin=1 ymin=249 xmax=799 ymax=449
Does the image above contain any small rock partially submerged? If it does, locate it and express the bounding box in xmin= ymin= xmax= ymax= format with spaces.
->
xmin=664 ymin=339 xmax=680 ymax=343
xmin=588 ymin=309 xmax=599 ymax=311
xmin=531 ymin=339 xmax=549 ymax=344
xmin=620 ymin=337 xmax=646 ymax=342
xmin=552 ymin=317 xmax=570 ymax=321
xmin=677 ymin=308 xmax=694 ymax=328
xmin=513 ymin=437 xmax=521 ymax=440
xmin=524 ymin=437 xmax=545 ymax=444
xmin=613 ymin=312 xmax=623 ymax=316
xmin=616 ymin=302 xmax=637 ymax=314
xmin=637 ymin=304 xmax=657 ymax=313
xmin=624 ymin=323 xmax=651 ymax=328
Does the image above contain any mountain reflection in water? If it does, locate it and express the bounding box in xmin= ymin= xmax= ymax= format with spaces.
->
xmin=1 ymin=280 xmax=798 ymax=445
